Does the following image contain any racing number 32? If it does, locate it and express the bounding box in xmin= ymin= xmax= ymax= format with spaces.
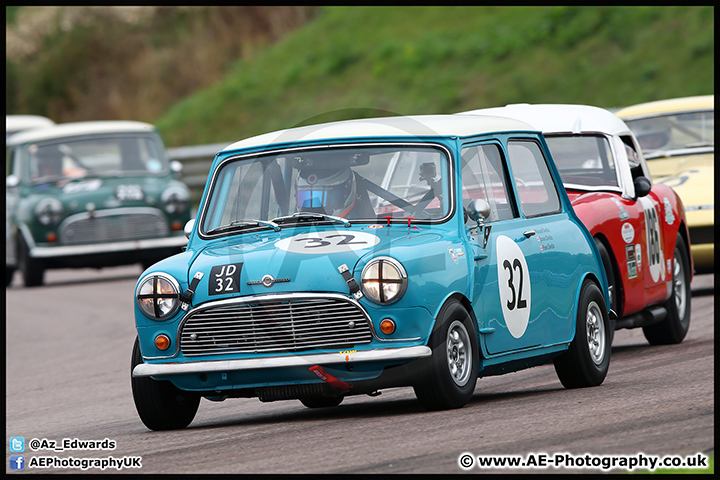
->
xmin=295 ymin=234 xmax=366 ymax=248
xmin=496 ymin=235 xmax=531 ymax=339
xmin=503 ymin=258 xmax=527 ymax=310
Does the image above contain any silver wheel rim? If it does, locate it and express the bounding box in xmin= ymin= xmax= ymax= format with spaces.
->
xmin=672 ymin=250 xmax=687 ymax=320
xmin=585 ymin=300 xmax=606 ymax=366
xmin=446 ymin=320 xmax=472 ymax=386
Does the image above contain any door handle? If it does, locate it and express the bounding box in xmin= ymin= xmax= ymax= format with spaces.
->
xmin=523 ymin=230 xmax=536 ymax=238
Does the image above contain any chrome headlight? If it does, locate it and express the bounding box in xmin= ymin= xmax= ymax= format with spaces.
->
xmin=361 ymin=256 xmax=407 ymax=304
xmin=35 ymin=198 xmax=63 ymax=226
xmin=136 ymin=273 xmax=181 ymax=320
xmin=161 ymin=186 xmax=190 ymax=214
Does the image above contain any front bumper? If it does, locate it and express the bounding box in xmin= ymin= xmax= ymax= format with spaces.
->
xmin=30 ymin=235 xmax=187 ymax=259
xmin=132 ymin=345 xmax=431 ymax=378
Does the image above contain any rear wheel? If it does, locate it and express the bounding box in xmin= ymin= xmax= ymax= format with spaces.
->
xmin=413 ymin=300 xmax=478 ymax=410
xmin=131 ymin=337 xmax=200 ymax=431
xmin=554 ymin=279 xmax=610 ymax=388
xmin=642 ymin=233 xmax=691 ymax=345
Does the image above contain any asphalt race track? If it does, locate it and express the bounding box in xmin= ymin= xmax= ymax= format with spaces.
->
xmin=6 ymin=267 xmax=714 ymax=474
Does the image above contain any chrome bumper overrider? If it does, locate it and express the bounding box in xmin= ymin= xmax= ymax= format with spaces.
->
xmin=30 ymin=235 xmax=187 ymax=258
xmin=132 ymin=345 xmax=431 ymax=378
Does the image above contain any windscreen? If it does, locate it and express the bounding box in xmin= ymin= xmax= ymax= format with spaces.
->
xmin=201 ymin=144 xmax=452 ymax=234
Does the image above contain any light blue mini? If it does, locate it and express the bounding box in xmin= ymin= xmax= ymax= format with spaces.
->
xmin=131 ymin=114 xmax=610 ymax=430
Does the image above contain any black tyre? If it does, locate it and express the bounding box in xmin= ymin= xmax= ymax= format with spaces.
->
xmin=642 ymin=233 xmax=691 ymax=345
xmin=299 ymin=396 xmax=344 ymax=408
xmin=17 ymin=237 xmax=44 ymax=287
xmin=131 ymin=337 xmax=200 ymax=431
xmin=413 ymin=300 xmax=479 ymax=410
xmin=554 ymin=279 xmax=610 ymax=389
xmin=6 ymin=267 xmax=16 ymax=287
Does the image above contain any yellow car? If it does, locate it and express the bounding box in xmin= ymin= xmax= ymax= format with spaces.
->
xmin=616 ymin=95 xmax=714 ymax=273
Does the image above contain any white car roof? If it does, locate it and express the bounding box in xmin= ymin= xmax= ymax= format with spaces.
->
xmin=223 ymin=114 xmax=537 ymax=151
xmin=6 ymin=120 xmax=158 ymax=146
xmin=6 ymin=114 xmax=55 ymax=132
xmin=458 ymin=104 xmax=634 ymax=136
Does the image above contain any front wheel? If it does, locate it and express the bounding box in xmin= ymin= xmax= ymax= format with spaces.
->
xmin=299 ymin=396 xmax=344 ymax=408
xmin=413 ymin=300 xmax=479 ymax=410
xmin=131 ymin=337 xmax=200 ymax=431
xmin=17 ymin=236 xmax=44 ymax=287
xmin=642 ymin=233 xmax=691 ymax=345
xmin=554 ymin=279 xmax=611 ymax=389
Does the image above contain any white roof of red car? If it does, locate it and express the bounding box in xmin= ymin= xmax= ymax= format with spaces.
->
xmin=458 ymin=104 xmax=634 ymax=136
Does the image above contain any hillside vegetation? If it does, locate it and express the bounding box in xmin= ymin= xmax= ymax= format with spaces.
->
xmin=6 ymin=6 xmax=714 ymax=148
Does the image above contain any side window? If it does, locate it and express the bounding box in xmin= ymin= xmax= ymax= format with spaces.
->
xmin=621 ymin=135 xmax=645 ymax=181
xmin=507 ymin=140 xmax=561 ymax=217
xmin=460 ymin=143 xmax=515 ymax=224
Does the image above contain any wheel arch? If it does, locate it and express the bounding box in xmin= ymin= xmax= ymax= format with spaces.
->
xmin=592 ymin=233 xmax=623 ymax=316
xmin=675 ymin=219 xmax=693 ymax=277
xmin=435 ymin=292 xmax=484 ymax=360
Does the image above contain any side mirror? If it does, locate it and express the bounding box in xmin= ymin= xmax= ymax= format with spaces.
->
xmin=6 ymin=174 xmax=19 ymax=188
xmin=467 ymin=199 xmax=491 ymax=225
xmin=184 ymin=218 xmax=196 ymax=239
xmin=633 ymin=176 xmax=652 ymax=198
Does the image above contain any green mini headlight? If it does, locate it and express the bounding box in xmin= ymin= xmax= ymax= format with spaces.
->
xmin=35 ymin=197 xmax=63 ymax=226
xmin=136 ymin=273 xmax=181 ymax=320
xmin=361 ymin=256 xmax=407 ymax=304
xmin=161 ymin=186 xmax=190 ymax=214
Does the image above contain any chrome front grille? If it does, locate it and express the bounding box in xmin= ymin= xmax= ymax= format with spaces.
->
xmin=59 ymin=208 xmax=169 ymax=245
xmin=180 ymin=295 xmax=374 ymax=357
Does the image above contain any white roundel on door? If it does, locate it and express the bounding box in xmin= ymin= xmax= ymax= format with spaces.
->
xmin=496 ymin=235 xmax=531 ymax=338
xmin=638 ymin=196 xmax=665 ymax=283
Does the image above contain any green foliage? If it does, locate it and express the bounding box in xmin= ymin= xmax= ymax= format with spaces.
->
xmin=6 ymin=6 xmax=714 ymax=147
xmin=629 ymin=454 xmax=713 ymax=474
xmin=5 ymin=6 xmax=21 ymax=24
xmin=155 ymin=6 xmax=714 ymax=146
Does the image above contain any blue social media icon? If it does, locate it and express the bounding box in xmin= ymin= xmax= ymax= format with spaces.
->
xmin=10 ymin=436 xmax=25 ymax=452
xmin=10 ymin=455 xmax=25 ymax=470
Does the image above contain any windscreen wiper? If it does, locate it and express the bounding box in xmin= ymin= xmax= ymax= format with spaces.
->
xmin=206 ymin=219 xmax=280 ymax=235
xmin=271 ymin=212 xmax=351 ymax=228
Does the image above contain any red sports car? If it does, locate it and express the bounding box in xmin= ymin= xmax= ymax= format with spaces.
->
xmin=459 ymin=104 xmax=692 ymax=345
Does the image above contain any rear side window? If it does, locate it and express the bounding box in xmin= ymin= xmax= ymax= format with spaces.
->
xmin=507 ymin=140 xmax=561 ymax=217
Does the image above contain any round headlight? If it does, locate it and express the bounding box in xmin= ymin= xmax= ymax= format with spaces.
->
xmin=35 ymin=198 xmax=63 ymax=226
xmin=136 ymin=273 xmax=181 ymax=320
xmin=361 ymin=256 xmax=407 ymax=304
xmin=161 ymin=186 xmax=190 ymax=214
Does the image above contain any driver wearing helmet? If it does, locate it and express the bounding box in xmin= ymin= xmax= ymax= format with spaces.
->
xmin=296 ymin=167 xmax=357 ymax=218
xmin=34 ymin=145 xmax=64 ymax=179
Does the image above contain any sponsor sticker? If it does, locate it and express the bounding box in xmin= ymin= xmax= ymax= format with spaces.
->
xmin=626 ymin=244 xmax=637 ymax=279
xmin=663 ymin=197 xmax=675 ymax=225
xmin=621 ymin=223 xmax=635 ymax=244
